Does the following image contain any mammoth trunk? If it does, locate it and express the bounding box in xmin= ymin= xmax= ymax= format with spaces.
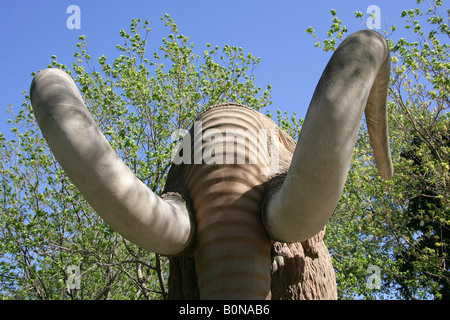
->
xmin=181 ymin=106 xmax=273 ymax=299
xmin=189 ymin=166 xmax=271 ymax=299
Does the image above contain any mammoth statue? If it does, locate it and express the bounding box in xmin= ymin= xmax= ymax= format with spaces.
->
xmin=30 ymin=30 xmax=393 ymax=299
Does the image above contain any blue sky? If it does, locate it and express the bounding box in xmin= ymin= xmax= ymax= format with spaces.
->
xmin=1 ymin=0 xmax=418 ymax=138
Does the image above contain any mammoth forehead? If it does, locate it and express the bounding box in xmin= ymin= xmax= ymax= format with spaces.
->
xmin=183 ymin=112 xmax=272 ymax=185
xmin=165 ymin=104 xmax=295 ymax=195
xmin=185 ymin=104 xmax=295 ymax=163
xmin=194 ymin=103 xmax=296 ymax=150
xmin=194 ymin=104 xmax=269 ymax=135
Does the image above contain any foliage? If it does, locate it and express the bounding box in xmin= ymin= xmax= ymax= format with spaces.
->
xmin=2 ymin=0 xmax=448 ymax=300
xmin=0 ymin=15 xmax=272 ymax=299
xmin=307 ymin=0 xmax=449 ymax=299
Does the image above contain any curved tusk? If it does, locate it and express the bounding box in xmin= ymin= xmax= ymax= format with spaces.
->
xmin=263 ymin=30 xmax=393 ymax=243
xmin=365 ymin=50 xmax=393 ymax=181
xmin=30 ymin=68 xmax=194 ymax=255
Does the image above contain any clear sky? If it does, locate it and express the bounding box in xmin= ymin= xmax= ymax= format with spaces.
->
xmin=1 ymin=0 xmax=419 ymax=138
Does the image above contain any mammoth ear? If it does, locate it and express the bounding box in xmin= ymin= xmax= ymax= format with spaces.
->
xmin=263 ymin=30 xmax=393 ymax=243
xmin=30 ymin=68 xmax=194 ymax=255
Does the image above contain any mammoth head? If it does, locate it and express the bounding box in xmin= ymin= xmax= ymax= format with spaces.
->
xmin=30 ymin=30 xmax=392 ymax=299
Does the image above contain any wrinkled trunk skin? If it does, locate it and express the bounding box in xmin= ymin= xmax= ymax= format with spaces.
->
xmin=167 ymin=104 xmax=273 ymax=299
xmin=164 ymin=104 xmax=337 ymax=299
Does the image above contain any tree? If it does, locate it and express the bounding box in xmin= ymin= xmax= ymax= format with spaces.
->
xmin=388 ymin=1 xmax=449 ymax=299
xmin=3 ymin=1 xmax=448 ymax=300
xmin=307 ymin=0 xmax=449 ymax=299
xmin=0 ymin=15 xmax=273 ymax=299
